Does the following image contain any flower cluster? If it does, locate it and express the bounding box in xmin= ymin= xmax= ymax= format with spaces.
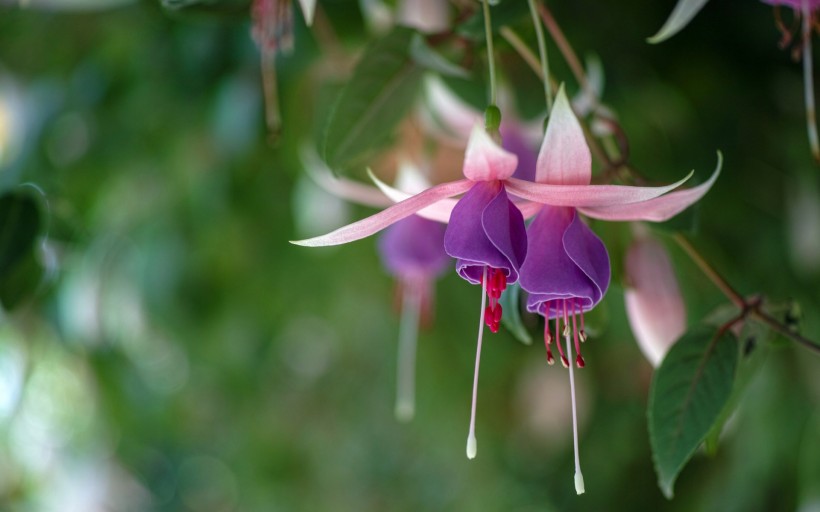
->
xmin=293 ymin=85 xmax=719 ymax=493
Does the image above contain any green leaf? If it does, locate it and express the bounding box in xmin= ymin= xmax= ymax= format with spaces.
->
xmin=703 ymin=319 xmax=770 ymax=455
xmin=648 ymin=325 xmax=739 ymax=498
xmin=499 ymin=282 xmax=532 ymax=345
xmin=322 ymin=27 xmax=423 ymax=173
xmin=0 ymin=192 xmax=45 ymax=310
xmin=410 ymin=34 xmax=470 ymax=79
xmin=0 ymin=249 xmax=44 ymax=310
xmin=647 ymin=0 xmax=711 ymax=44
xmin=0 ymin=192 xmax=41 ymax=276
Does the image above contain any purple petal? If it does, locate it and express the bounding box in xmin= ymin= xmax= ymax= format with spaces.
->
xmin=519 ymin=206 xmax=610 ymax=317
xmin=444 ymin=182 xmax=527 ymax=284
xmin=378 ymin=216 xmax=450 ymax=280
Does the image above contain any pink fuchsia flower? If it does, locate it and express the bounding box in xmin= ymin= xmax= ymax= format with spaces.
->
xmin=514 ymin=85 xmax=720 ymax=494
xmin=624 ymin=228 xmax=687 ymax=367
xmin=292 ymin=86 xmax=717 ymax=467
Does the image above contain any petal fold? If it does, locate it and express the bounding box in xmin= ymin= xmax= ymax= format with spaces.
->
xmin=536 ymin=85 xmax=592 ymax=185
xmin=291 ymin=179 xmax=472 ymax=247
xmin=519 ymin=206 xmax=610 ymax=316
xmin=578 ymin=153 xmax=721 ymax=222
xmin=444 ymin=182 xmax=527 ymax=284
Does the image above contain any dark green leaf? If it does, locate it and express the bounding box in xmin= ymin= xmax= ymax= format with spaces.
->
xmin=410 ymin=34 xmax=470 ymax=78
xmin=499 ymin=282 xmax=532 ymax=345
xmin=648 ymin=325 xmax=739 ymax=498
xmin=0 ymin=193 xmax=42 ymax=276
xmin=703 ymin=319 xmax=770 ymax=455
xmin=0 ymin=248 xmax=44 ymax=310
xmin=322 ymin=27 xmax=423 ymax=173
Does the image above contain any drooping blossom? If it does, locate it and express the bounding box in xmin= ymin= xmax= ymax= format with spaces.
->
xmin=516 ymin=85 xmax=720 ymax=494
xmin=293 ymin=91 xmax=715 ymax=468
xmin=378 ymin=214 xmax=449 ymax=421
xmin=251 ymin=0 xmax=316 ymax=134
xmin=302 ymin=151 xmax=450 ymax=421
xmin=624 ymin=227 xmax=687 ymax=367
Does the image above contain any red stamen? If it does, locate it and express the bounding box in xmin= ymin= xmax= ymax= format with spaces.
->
xmin=544 ymin=319 xmax=554 ymax=365
xmin=571 ymin=301 xmax=585 ymax=368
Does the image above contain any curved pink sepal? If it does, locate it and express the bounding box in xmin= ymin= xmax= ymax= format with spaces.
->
xmin=368 ymin=170 xmax=456 ymax=223
xmin=536 ymin=85 xmax=592 ymax=185
xmin=578 ymin=153 xmax=721 ymax=221
xmin=463 ymin=125 xmax=518 ymax=182
xmin=301 ymin=146 xmax=394 ymax=208
xmin=505 ymin=171 xmax=693 ymax=208
xmin=291 ymin=179 xmax=473 ymax=247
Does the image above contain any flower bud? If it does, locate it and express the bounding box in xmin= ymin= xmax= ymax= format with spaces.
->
xmin=624 ymin=232 xmax=686 ymax=367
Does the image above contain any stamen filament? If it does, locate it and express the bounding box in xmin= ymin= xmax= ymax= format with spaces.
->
xmin=395 ymin=281 xmax=422 ymax=422
xmin=554 ymin=301 xmax=569 ymax=367
xmin=579 ymin=307 xmax=587 ymax=342
xmin=467 ymin=266 xmax=488 ymax=459
xmin=565 ymin=331 xmax=585 ymax=494
xmin=571 ymin=301 xmax=584 ymax=368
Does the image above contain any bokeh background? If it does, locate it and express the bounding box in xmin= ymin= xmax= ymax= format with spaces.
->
xmin=1 ymin=1 xmax=820 ymax=511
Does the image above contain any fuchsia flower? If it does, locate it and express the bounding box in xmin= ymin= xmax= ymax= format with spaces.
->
xmin=292 ymin=84 xmax=719 ymax=493
xmin=512 ymin=86 xmax=720 ymax=493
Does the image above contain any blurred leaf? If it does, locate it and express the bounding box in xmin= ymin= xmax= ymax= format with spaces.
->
xmin=0 ymin=248 xmax=43 ymax=310
xmin=322 ymin=27 xmax=423 ymax=173
xmin=410 ymin=34 xmax=470 ymax=79
xmin=647 ymin=0 xmax=711 ymax=43
xmin=648 ymin=325 xmax=738 ymax=498
xmin=457 ymin=2 xmax=530 ymax=40
xmin=499 ymin=282 xmax=532 ymax=345
xmin=0 ymin=192 xmax=41 ymax=276
xmin=703 ymin=318 xmax=771 ymax=455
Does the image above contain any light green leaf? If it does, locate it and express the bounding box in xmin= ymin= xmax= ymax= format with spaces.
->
xmin=499 ymin=282 xmax=532 ymax=345
xmin=648 ymin=325 xmax=738 ymax=498
xmin=322 ymin=27 xmax=423 ymax=173
xmin=410 ymin=34 xmax=470 ymax=79
xmin=648 ymin=0 xmax=711 ymax=44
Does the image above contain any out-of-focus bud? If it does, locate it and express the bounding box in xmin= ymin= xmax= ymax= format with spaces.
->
xmin=0 ymin=76 xmax=25 ymax=169
xmin=624 ymin=229 xmax=686 ymax=367
xmin=787 ymin=175 xmax=820 ymax=276
xmin=396 ymin=0 xmax=449 ymax=33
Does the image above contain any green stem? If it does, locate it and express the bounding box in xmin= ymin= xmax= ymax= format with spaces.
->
xmin=751 ymin=308 xmax=820 ymax=354
xmin=673 ymin=234 xmax=745 ymax=309
xmin=675 ymin=233 xmax=820 ymax=355
xmin=528 ymin=0 xmax=552 ymax=112
xmin=482 ymin=0 xmax=497 ymax=106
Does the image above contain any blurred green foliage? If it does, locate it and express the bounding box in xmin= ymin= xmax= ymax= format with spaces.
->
xmin=0 ymin=1 xmax=818 ymax=511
